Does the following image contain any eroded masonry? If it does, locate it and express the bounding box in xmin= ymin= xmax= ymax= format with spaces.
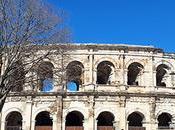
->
xmin=1 ymin=44 xmax=175 ymax=130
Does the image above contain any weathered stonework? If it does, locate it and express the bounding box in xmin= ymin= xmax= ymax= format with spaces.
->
xmin=1 ymin=44 xmax=175 ymax=130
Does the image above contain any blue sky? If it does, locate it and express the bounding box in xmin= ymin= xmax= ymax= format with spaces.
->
xmin=48 ymin=0 xmax=175 ymax=52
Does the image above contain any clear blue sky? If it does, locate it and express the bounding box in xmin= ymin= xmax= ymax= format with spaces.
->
xmin=48 ymin=0 xmax=175 ymax=52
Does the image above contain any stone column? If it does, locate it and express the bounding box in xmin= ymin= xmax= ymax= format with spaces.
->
xmin=83 ymin=118 xmax=89 ymax=130
xmin=22 ymin=120 xmax=26 ymax=130
xmin=0 ymin=120 xmax=5 ymax=130
xmin=119 ymin=96 xmax=126 ymax=130
xmin=31 ymin=120 xmax=35 ymax=130
xmin=51 ymin=114 xmax=57 ymax=130
xmin=126 ymin=121 xmax=129 ymax=130
xmin=153 ymin=71 xmax=156 ymax=87
xmin=123 ymin=69 xmax=128 ymax=86
xmin=89 ymin=49 xmax=94 ymax=84
xmin=24 ymin=96 xmax=33 ymax=130
xmin=95 ymin=119 xmax=98 ymax=130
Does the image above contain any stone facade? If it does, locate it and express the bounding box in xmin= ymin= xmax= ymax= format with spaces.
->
xmin=1 ymin=44 xmax=175 ymax=130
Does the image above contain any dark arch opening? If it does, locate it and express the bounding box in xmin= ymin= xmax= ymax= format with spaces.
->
xmin=66 ymin=61 xmax=84 ymax=91
xmin=6 ymin=111 xmax=22 ymax=129
xmin=97 ymin=111 xmax=114 ymax=126
xmin=35 ymin=111 xmax=53 ymax=126
xmin=158 ymin=113 xmax=172 ymax=128
xmin=97 ymin=61 xmax=115 ymax=84
xmin=66 ymin=111 xmax=84 ymax=126
xmin=38 ymin=61 xmax=54 ymax=92
xmin=156 ymin=64 xmax=170 ymax=87
xmin=127 ymin=112 xmax=144 ymax=126
xmin=127 ymin=62 xmax=144 ymax=85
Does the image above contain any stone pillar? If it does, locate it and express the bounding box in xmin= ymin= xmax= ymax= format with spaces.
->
xmin=95 ymin=119 xmax=98 ymax=130
xmin=24 ymin=97 xmax=33 ymax=130
xmin=153 ymin=71 xmax=156 ymax=87
xmin=149 ymin=97 xmax=157 ymax=130
xmin=51 ymin=114 xmax=57 ymax=130
xmin=22 ymin=120 xmax=26 ymax=130
xmin=83 ymin=118 xmax=89 ymax=130
xmin=62 ymin=119 xmax=66 ymax=130
xmin=126 ymin=121 xmax=129 ymax=130
xmin=31 ymin=120 xmax=35 ymax=130
xmin=1 ymin=120 xmax=5 ymax=130
xmin=123 ymin=69 xmax=128 ymax=86
xmin=89 ymin=49 xmax=94 ymax=84
xmin=119 ymin=96 xmax=126 ymax=130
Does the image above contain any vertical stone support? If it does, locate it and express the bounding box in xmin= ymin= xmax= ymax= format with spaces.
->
xmin=86 ymin=112 xmax=94 ymax=130
xmin=123 ymin=69 xmax=128 ymax=86
xmin=148 ymin=97 xmax=157 ymax=130
xmin=119 ymin=96 xmax=126 ymax=130
xmin=89 ymin=49 xmax=94 ymax=84
xmin=23 ymin=96 xmax=33 ymax=130
xmin=95 ymin=119 xmax=98 ymax=130
xmin=87 ymin=96 xmax=95 ymax=130
xmin=56 ymin=96 xmax=62 ymax=130
xmin=0 ymin=120 xmax=5 ymax=130
xmin=31 ymin=120 xmax=35 ymax=130
xmin=83 ymin=118 xmax=89 ymax=130
xmin=52 ymin=114 xmax=57 ymax=130
xmin=153 ymin=71 xmax=156 ymax=87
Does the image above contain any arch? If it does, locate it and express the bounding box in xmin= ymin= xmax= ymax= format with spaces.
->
xmin=157 ymin=112 xmax=172 ymax=129
xmin=95 ymin=108 xmax=116 ymax=119
xmin=94 ymin=57 xmax=118 ymax=69
xmin=3 ymin=107 xmax=23 ymax=122
xmin=5 ymin=111 xmax=22 ymax=130
xmin=96 ymin=61 xmax=115 ymax=84
xmin=97 ymin=111 xmax=114 ymax=126
xmin=126 ymin=108 xmax=147 ymax=122
xmin=156 ymin=109 xmax=175 ymax=121
xmin=65 ymin=111 xmax=84 ymax=126
xmin=64 ymin=107 xmax=88 ymax=120
xmin=127 ymin=111 xmax=145 ymax=127
xmin=33 ymin=107 xmax=50 ymax=121
xmin=66 ymin=61 xmax=84 ymax=91
xmin=156 ymin=63 xmax=172 ymax=87
xmin=127 ymin=62 xmax=144 ymax=85
xmin=154 ymin=60 xmax=174 ymax=71
xmin=35 ymin=111 xmax=52 ymax=130
xmin=37 ymin=61 xmax=54 ymax=92
xmin=125 ymin=59 xmax=145 ymax=70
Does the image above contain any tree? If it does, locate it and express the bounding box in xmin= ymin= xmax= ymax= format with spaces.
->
xmin=0 ymin=0 xmax=70 ymax=112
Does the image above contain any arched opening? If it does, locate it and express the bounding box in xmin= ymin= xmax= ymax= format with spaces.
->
xmin=158 ymin=113 xmax=172 ymax=129
xmin=10 ymin=60 xmax=25 ymax=92
xmin=127 ymin=112 xmax=145 ymax=130
xmin=156 ymin=64 xmax=170 ymax=87
xmin=5 ymin=111 xmax=22 ymax=130
xmin=97 ymin=111 xmax=114 ymax=130
xmin=38 ymin=61 xmax=54 ymax=92
xmin=66 ymin=61 xmax=84 ymax=91
xmin=127 ymin=62 xmax=144 ymax=86
xmin=65 ymin=111 xmax=84 ymax=130
xmin=35 ymin=111 xmax=52 ymax=130
xmin=97 ymin=61 xmax=115 ymax=84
